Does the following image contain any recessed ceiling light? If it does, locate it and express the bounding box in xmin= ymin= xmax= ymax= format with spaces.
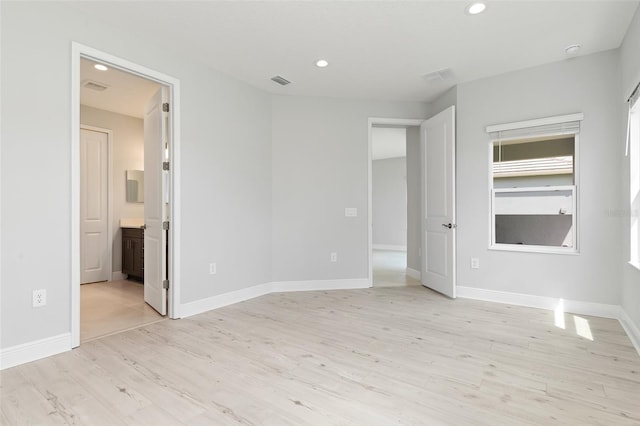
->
xmin=315 ymin=59 xmax=329 ymax=68
xmin=94 ymin=64 xmax=108 ymax=71
xmin=466 ymin=2 xmax=486 ymax=15
xmin=565 ymin=44 xmax=582 ymax=56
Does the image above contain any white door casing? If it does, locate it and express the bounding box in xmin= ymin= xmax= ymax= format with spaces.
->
xmin=144 ymin=87 xmax=168 ymax=315
xmin=421 ymin=106 xmax=456 ymax=298
xmin=72 ymin=43 xmax=181 ymax=348
xmin=80 ymin=128 xmax=110 ymax=284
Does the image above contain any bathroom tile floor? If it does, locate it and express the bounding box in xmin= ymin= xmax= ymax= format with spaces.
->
xmin=81 ymin=279 xmax=165 ymax=342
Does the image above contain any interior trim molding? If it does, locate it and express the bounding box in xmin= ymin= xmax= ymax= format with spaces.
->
xmin=0 ymin=333 xmax=71 ymax=371
xmin=457 ymin=286 xmax=621 ymax=319
xmin=372 ymin=244 xmax=407 ymax=251
xmin=406 ymin=267 xmax=421 ymax=280
xmin=271 ymin=278 xmax=370 ymax=293
xmin=619 ymin=308 xmax=640 ymax=356
xmin=180 ymin=283 xmax=272 ymax=319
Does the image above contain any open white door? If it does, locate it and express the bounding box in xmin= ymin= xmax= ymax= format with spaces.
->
xmin=421 ymin=106 xmax=456 ymax=298
xmin=80 ymin=128 xmax=109 ymax=284
xmin=144 ymin=87 xmax=168 ymax=315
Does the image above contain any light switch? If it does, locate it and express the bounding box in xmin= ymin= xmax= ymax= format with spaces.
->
xmin=345 ymin=208 xmax=358 ymax=217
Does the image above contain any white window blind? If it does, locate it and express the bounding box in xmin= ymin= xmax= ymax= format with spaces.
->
xmin=486 ymin=113 xmax=583 ymax=140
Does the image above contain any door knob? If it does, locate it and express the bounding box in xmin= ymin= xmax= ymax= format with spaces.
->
xmin=442 ymin=223 xmax=456 ymax=229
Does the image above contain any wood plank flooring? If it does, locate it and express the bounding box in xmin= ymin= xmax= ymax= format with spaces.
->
xmin=2 ymin=286 xmax=640 ymax=425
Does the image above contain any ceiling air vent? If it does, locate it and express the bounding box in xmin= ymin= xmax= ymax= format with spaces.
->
xmin=422 ymin=68 xmax=455 ymax=84
xmin=82 ymin=80 xmax=110 ymax=91
xmin=271 ymin=75 xmax=291 ymax=86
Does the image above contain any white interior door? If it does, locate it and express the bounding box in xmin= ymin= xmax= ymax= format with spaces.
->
xmin=421 ymin=106 xmax=456 ymax=298
xmin=80 ymin=128 xmax=109 ymax=284
xmin=144 ymin=87 xmax=168 ymax=315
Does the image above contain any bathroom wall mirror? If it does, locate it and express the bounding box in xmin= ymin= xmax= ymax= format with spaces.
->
xmin=126 ymin=170 xmax=144 ymax=203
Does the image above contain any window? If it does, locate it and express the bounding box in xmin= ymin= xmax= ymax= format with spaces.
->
xmin=487 ymin=114 xmax=582 ymax=254
xmin=629 ymin=93 xmax=640 ymax=268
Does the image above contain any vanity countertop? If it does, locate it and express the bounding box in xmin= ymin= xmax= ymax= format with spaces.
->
xmin=120 ymin=218 xmax=144 ymax=229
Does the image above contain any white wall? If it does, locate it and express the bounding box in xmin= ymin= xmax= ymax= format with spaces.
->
xmin=81 ymin=106 xmax=145 ymax=276
xmin=373 ymin=157 xmax=407 ymax=248
xmin=430 ymin=86 xmax=457 ymax=116
xmin=1 ymin=2 xmax=272 ymax=349
xmin=271 ymin=96 xmax=429 ymax=282
xmin=455 ymin=50 xmax=623 ymax=304
xmin=406 ymin=127 xmax=421 ymax=271
xmin=620 ymin=7 xmax=640 ymax=332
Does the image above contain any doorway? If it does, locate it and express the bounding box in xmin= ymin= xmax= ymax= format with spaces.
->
xmin=370 ymin=125 xmax=421 ymax=287
xmin=368 ymin=118 xmax=423 ymax=288
xmin=71 ymin=43 xmax=182 ymax=347
xmin=367 ymin=109 xmax=457 ymax=297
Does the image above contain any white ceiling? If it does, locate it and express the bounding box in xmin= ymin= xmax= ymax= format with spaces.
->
xmin=81 ymin=58 xmax=161 ymax=118
xmin=67 ymin=1 xmax=638 ymax=103
xmin=372 ymin=127 xmax=407 ymax=160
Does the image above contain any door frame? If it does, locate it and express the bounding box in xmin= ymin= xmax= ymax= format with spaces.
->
xmin=367 ymin=118 xmax=425 ymax=286
xmin=79 ymin=125 xmax=113 ymax=284
xmin=71 ymin=42 xmax=182 ymax=348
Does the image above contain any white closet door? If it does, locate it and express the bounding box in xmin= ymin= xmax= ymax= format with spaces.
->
xmin=80 ymin=128 xmax=109 ymax=284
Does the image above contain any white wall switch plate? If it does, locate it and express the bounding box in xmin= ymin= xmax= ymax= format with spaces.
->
xmin=471 ymin=258 xmax=480 ymax=269
xmin=330 ymin=252 xmax=337 ymax=262
xmin=345 ymin=208 xmax=358 ymax=217
xmin=33 ymin=289 xmax=46 ymax=307
xmin=209 ymin=263 xmax=217 ymax=274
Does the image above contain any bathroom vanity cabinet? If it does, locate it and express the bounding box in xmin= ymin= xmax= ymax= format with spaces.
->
xmin=122 ymin=227 xmax=144 ymax=281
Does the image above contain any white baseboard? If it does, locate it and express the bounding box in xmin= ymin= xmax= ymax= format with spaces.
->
xmin=111 ymin=271 xmax=127 ymax=281
xmin=619 ymin=308 xmax=640 ymax=356
xmin=180 ymin=279 xmax=370 ymax=319
xmin=271 ymin=278 xmax=370 ymax=293
xmin=406 ymin=268 xmax=421 ymax=281
xmin=180 ymin=283 xmax=272 ymax=318
xmin=457 ymin=286 xmax=621 ymax=319
xmin=0 ymin=333 xmax=71 ymax=371
xmin=373 ymin=244 xmax=407 ymax=252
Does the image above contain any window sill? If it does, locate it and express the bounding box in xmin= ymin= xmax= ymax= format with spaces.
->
xmin=628 ymin=261 xmax=640 ymax=272
xmin=489 ymin=244 xmax=579 ymax=256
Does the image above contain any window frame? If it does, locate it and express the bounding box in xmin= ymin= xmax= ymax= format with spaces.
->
xmin=488 ymin=131 xmax=580 ymax=255
xmin=629 ymin=98 xmax=640 ymax=269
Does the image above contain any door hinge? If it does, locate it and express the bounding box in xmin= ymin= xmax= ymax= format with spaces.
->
xmin=162 ymin=102 xmax=170 ymax=112
xmin=163 ymin=279 xmax=169 ymax=289
xmin=163 ymin=161 xmax=170 ymax=171
xmin=163 ymin=221 xmax=170 ymax=230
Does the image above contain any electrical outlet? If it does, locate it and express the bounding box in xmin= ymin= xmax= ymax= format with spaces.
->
xmin=330 ymin=252 xmax=337 ymax=262
xmin=209 ymin=263 xmax=217 ymax=275
xmin=33 ymin=289 xmax=47 ymax=307
xmin=471 ymin=258 xmax=480 ymax=269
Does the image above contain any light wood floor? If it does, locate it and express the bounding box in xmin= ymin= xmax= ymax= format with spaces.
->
xmin=81 ymin=280 xmax=164 ymax=342
xmin=373 ymin=249 xmax=421 ymax=287
xmin=2 ymin=285 xmax=640 ymax=425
